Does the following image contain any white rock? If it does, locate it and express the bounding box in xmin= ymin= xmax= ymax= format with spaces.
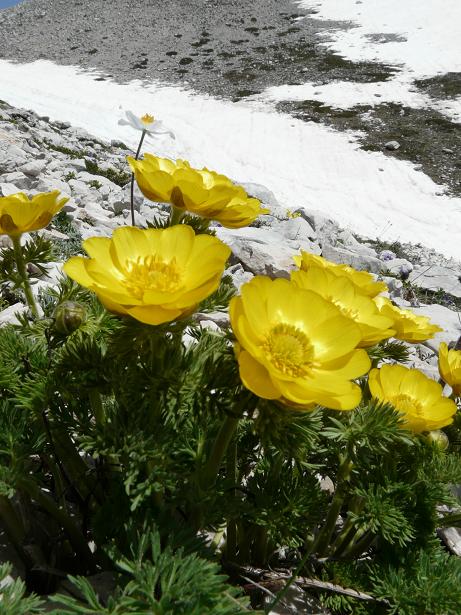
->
xmin=321 ymin=243 xmax=383 ymax=274
xmin=409 ymin=265 xmax=461 ymax=299
xmin=382 ymin=258 xmax=414 ymax=276
xmin=225 ymin=263 xmax=254 ymax=290
xmin=0 ymin=182 xmax=22 ymax=197
xmin=0 ymin=302 xmax=28 ymax=326
xmin=413 ymin=304 xmax=461 ymax=352
xmin=18 ymin=159 xmax=46 ymax=177
xmin=216 ymin=226 xmax=319 ymax=278
xmin=1 ymin=171 xmax=32 ymax=190
xmin=237 ymin=181 xmax=280 ymax=208
xmin=36 ymin=176 xmax=71 ymax=196
xmin=66 ymin=158 xmax=88 ymax=171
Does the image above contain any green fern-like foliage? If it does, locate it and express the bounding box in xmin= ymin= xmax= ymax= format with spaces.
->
xmin=50 ymin=530 xmax=254 ymax=614
xmin=370 ymin=542 xmax=461 ymax=615
xmin=0 ymin=564 xmax=44 ymax=614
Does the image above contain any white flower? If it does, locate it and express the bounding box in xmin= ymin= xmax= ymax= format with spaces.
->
xmin=118 ymin=111 xmax=175 ymax=138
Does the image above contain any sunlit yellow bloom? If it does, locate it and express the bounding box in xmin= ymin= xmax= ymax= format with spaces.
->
xmin=369 ymin=364 xmax=456 ymax=433
xmin=229 ymin=276 xmax=371 ymax=411
xmin=128 ymin=154 xmax=268 ymax=228
xmin=374 ymin=296 xmax=443 ymax=342
xmin=438 ymin=342 xmax=461 ymax=396
xmin=0 ymin=191 xmax=68 ymax=236
xmin=293 ymin=251 xmax=387 ymax=298
xmin=63 ymin=225 xmax=230 ymax=325
xmin=291 ymin=268 xmax=395 ymax=347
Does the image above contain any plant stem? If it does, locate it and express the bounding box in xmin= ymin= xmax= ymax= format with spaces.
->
xmin=226 ymin=437 xmax=238 ymax=561
xmin=0 ymin=495 xmax=26 ymax=553
xmin=312 ymin=454 xmax=353 ymax=558
xmin=17 ymin=477 xmax=95 ymax=571
xmin=12 ymin=235 xmax=39 ymax=318
xmin=340 ymin=530 xmax=374 ymax=560
xmin=199 ymin=415 xmax=240 ymax=491
xmin=129 ymin=129 xmax=147 ymax=226
xmin=169 ymin=204 xmax=184 ymax=226
xmin=89 ymin=389 xmax=104 ymax=426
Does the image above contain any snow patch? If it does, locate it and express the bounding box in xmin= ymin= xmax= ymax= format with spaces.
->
xmin=1 ymin=59 xmax=461 ymax=261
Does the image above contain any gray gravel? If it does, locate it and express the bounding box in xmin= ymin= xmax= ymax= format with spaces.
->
xmin=0 ymin=0 xmax=394 ymax=100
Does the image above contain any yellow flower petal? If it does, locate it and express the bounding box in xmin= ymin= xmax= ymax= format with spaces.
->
xmin=238 ymin=350 xmax=280 ymax=399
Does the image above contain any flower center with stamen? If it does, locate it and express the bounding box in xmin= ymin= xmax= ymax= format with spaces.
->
xmin=263 ymin=323 xmax=315 ymax=377
xmin=140 ymin=113 xmax=155 ymax=126
xmin=390 ymin=393 xmax=423 ymax=417
xmin=123 ymin=255 xmax=183 ymax=299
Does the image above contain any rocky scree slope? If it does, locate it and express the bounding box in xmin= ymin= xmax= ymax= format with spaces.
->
xmin=0 ymin=98 xmax=460 ymax=381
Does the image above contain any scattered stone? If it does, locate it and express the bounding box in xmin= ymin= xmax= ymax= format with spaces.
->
xmin=321 ymin=243 xmax=383 ymax=274
xmin=385 ymin=140 xmax=401 ymax=150
xmin=18 ymin=159 xmax=46 ymax=177
xmin=0 ymin=302 xmax=28 ymax=326
xmin=409 ymin=264 xmax=461 ymax=299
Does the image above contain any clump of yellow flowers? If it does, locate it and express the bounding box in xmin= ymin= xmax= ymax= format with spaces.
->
xmin=128 ymin=154 xmax=268 ymax=228
xmin=228 ymin=248 xmax=456 ymax=433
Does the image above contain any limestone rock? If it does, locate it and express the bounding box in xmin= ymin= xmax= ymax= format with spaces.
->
xmin=321 ymin=243 xmax=383 ymax=274
xmin=409 ymin=264 xmax=461 ymax=299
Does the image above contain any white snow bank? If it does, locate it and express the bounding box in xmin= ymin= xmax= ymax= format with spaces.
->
xmin=259 ymin=78 xmax=461 ymax=124
xmin=1 ymin=59 xmax=461 ymax=261
xmin=298 ymin=0 xmax=461 ymax=79
xmin=291 ymin=0 xmax=461 ymax=119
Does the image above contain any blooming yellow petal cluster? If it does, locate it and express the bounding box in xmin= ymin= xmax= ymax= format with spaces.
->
xmin=128 ymin=154 xmax=268 ymax=228
xmin=374 ymin=297 xmax=442 ymax=342
xmin=369 ymin=364 xmax=456 ymax=433
xmin=291 ymin=268 xmax=395 ymax=347
xmin=0 ymin=191 xmax=68 ymax=236
xmin=64 ymin=225 xmax=230 ymax=325
xmin=229 ymin=276 xmax=371 ymax=411
xmin=293 ymin=251 xmax=387 ymax=298
xmin=438 ymin=342 xmax=461 ymax=396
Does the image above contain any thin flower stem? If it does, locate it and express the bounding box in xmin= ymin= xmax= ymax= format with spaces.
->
xmin=226 ymin=437 xmax=238 ymax=561
xmin=199 ymin=415 xmax=239 ymax=490
xmin=340 ymin=530 xmax=374 ymax=559
xmin=0 ymin=495 xmax=26 ymax=552
xmin=169 ymin=204 xmax=184 ymax=226
xmin=130 ymin=129 xmax=147 ymax=226
xmin=12 ymin=235 xmax=39 ymax=318
xmin=312 ymin=453 xmax=353 ymax=558
xmin=89 ymin=389 xmax=105 ymax=426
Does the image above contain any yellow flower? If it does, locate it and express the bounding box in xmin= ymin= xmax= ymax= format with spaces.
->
xmin=63 ymin=225 xmax=231 ymax=325
xmin=291 ymin=268 xmax=395 ymax=347
xmin=128 ymin=154 xmax=268 ymax=228
xmin=438 ymin=342 xmax=461 ymax=396
xmin=0 ymin=191 xmax=68 ymax=236
xmin=374 ymin=296 xmax=443 ymax=342
xmin=229 ymin=276 xmax=371 ymax=411
xmin=369 ymin=364 xmax=456 ymax=433
xmin=293 ymin=251 xmax=387 ymax=298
